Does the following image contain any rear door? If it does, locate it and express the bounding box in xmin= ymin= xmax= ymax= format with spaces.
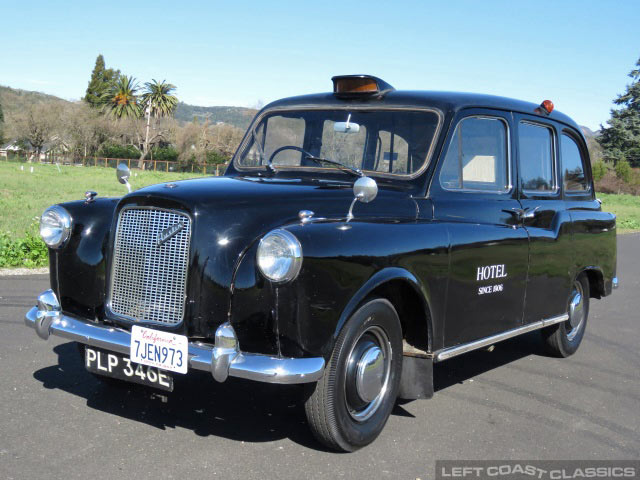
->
xmin=514 ymin=115 xmax=574 ymax=323
xmin=432 ymin=109 xmax=529 ymax=347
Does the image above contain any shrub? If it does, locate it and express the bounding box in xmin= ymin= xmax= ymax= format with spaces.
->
xmin=0 ymin=221 xmax=48 ymax=268
xmin=149 ymin=146 xmax=179 ymax=162
xmin=596 ymin=171 xmax=640 ymax=195
xmin=177 ymin=154 xmax=199 ymax=172
xmin=591 ymin=161 xmax=608 ymax=182
xmin=615 ymin=159 xmax=632 ymax=183
xmin=205 ymin=149 xmax=228 ymax=165
xmin=98 ymin=143 xmax=141 ymax=159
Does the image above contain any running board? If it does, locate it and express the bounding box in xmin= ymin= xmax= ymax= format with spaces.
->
xmin=434 ymin=314 xmax=569 ymax=362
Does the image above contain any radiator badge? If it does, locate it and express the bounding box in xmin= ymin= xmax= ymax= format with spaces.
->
xmin=157 ymin=222 xmax=184 ymax=246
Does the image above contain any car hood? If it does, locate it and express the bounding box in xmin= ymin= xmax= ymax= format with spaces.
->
xmin=110 ymin=175 xmax=417 ymax=338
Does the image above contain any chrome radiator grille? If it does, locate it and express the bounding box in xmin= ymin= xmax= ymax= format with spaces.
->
xmin=109 ymin=207 xmax=191 ymax=325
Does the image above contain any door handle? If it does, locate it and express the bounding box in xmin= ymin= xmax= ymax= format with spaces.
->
xmin=503 ymin=206 xmax=540 ymax=221
xmin=521 ymin=206 xmax=540 ymax=219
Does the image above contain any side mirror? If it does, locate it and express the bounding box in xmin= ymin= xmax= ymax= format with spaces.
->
xmin=347 ymin=176 xmax=378 ymax=221
xmin=116 ymin=163 xmax=132 ymax=193
xmin=353 ymin=176 xmax=378 ymax=203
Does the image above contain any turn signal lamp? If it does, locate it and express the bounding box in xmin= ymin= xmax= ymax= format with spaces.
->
xmin=332 ymin=75 xmax=395 ymax=98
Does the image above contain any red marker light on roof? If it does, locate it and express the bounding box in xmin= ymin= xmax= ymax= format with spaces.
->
xmin=536 ymin=99 xmax=554 ymax=115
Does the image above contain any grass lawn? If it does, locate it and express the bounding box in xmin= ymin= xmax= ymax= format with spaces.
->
xmin=0 ymin=162 xmax=206 ymax=239
xmin=598 ymin=193 xmax=640 ymax=234
xmin=1 ymin=161 xmax=638 ymax=239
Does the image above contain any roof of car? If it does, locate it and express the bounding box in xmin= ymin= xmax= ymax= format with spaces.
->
xmin=263 ymin=90 xmax=581 ymax=132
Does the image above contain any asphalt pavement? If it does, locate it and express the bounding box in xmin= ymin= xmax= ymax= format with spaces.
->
xmin=1 ymin=234 xmax=638 ymax=480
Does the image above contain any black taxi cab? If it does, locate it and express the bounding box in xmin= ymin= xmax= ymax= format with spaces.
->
xmin=25 ymin=75 xmax=618 ymax=451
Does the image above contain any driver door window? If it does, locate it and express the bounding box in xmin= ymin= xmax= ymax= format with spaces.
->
xmin=439 ymin=116 xmax=509 ymax=192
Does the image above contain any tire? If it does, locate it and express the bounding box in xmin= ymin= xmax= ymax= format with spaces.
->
xmin=541 ymin=275 xmax=590 ymax=358
xmin=304 ymin=298 xmax=403 ymax=452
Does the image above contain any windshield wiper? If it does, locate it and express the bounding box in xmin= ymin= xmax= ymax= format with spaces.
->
xmin=305 ymin=155 xmax=363 ymax=178
xmin=251 ymin=128 xmax=276 ymax=174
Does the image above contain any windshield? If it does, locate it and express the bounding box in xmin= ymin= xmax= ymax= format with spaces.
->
xmin=235 ymin=109 xmax=441 ymax=177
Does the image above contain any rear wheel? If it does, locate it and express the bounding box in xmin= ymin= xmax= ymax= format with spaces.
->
xmin=542 ymin=275 xmax=589 ymax=357
xmin=304 ymin=298 xmax=402 ymax=452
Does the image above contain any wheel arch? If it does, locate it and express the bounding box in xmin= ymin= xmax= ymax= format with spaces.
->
xmin=333 ymin=267 xmax=434 ymax=353
xmin=578 ymin=266 xmax=604 ymax=299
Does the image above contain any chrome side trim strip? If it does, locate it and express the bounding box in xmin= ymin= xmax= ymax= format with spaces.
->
xmin=434 ymin=314 xmax=569 ymax=362
xmin=25 ymin=305 xmax=325 ymax=385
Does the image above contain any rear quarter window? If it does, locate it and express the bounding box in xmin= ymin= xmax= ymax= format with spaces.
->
xmin=518 ymin=122 xmax=556 ymax=194
xmin=561 ymin=133 xmax=589 ymax=192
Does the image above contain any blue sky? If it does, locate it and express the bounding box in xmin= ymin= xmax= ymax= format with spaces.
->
xmin=1 ymin=1 xmax=639 ymax=130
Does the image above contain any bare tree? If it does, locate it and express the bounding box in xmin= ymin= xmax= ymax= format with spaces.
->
xmin=9 ymin=103 xmax=61 ymax=161
xmin=209 ymin=123 xmax=244 ymax=158
xmin=58 ymin=103 xmax=106 ymax=159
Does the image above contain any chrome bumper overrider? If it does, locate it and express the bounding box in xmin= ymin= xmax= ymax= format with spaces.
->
xmin=25 ymin=290 xmax=325 ymax=385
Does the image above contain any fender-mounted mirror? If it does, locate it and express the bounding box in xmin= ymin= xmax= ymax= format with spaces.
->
xmin=116 ymin=163 xmax=132 ymax=193
xmin=347 ymin=176 xmax=378 ymax=221
xmin=353 ymin=176 xmax=378 ymax=203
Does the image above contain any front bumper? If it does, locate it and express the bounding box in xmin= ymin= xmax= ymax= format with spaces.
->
xmin=25 ymin=290 xmax=325 ymax=385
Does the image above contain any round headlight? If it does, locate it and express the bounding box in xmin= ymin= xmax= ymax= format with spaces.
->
xmin=257 ymin=229 xmax=302 ymax=283
xmin=40 ymin=205 xmax=72 ymax=248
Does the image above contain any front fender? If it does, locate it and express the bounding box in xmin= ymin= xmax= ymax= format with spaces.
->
xmin=331 ymin=266 xmax=434 ymax=351
xmin=49 ymin=197 xmax=120 ymax=320
xmin=230 ymin=219 xmax=449 ymax=359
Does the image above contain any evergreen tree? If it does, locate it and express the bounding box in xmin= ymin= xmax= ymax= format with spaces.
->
xmin=84 ymin=54 xmax=120 ymax=107
xmin=599 ymin=57 xmax=640 ymax=167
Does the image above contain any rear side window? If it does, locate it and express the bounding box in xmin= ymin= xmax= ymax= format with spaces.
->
xmin=561 ymin=134 xmax=589 ymax=191
xmin=439 ymin=117 xmax=509 ymax=192
xmin=519 ymin=122 xmax=556 ymax=193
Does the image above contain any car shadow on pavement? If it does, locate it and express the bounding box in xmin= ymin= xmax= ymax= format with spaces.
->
xmin=433 ymin=330 xmax=546 ymax=392
xmin=392 ymin=331 xmax=545 ymax=416
xmin=33 ymin=341 xmax=329 ymax=451
xmin=34 ymin=334 xmax=546 ymax=449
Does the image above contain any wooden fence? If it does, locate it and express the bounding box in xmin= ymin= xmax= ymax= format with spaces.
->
xmin=1 ymin=154 xmax=228 ymax=176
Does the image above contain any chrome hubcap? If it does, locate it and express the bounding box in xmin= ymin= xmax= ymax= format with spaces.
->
xmin=566 ymin=281 xmax=585 ymax=340
xmin=355 ymin=346 xmax=384 ymax=403
xmin=345 ymin=325 xmax=391 ymax=422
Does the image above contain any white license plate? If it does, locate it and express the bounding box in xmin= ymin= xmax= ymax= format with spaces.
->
xmin=130 ymin=326 xmax=188 ymax=374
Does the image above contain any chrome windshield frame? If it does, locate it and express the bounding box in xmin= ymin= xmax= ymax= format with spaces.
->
xmin=232 ymin=105 xmax=444 ymax=180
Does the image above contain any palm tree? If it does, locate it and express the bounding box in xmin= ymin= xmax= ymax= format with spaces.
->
xmin=100 ymin=75 xmax=141 ymax=119
xmin=141 ymin=79 xmax=178 ymax=118
xmin=138 ymin=79 xmax=178 ymax=168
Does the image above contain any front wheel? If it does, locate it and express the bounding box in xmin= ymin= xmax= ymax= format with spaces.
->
xmin=541 ymin=275 xmax=590 ymax=357
xmin=304 ymin=298 xmax=403 ymax=452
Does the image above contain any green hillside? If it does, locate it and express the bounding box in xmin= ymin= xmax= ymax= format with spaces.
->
xmin=0 ymin=85 xmax=257 ymax=130
xmin=0 ymin=85 xmax=71 ymax=118
xmin=174 ymin=102 xmax=257 ymax=129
